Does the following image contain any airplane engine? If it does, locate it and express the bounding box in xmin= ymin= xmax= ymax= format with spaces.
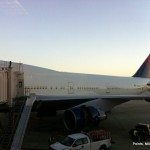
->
xmin=64 ymin=105 xmax=107 ymax=131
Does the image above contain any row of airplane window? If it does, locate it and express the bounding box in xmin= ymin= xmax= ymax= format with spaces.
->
xmin=24 ymin=86 xmax=99 ymax=90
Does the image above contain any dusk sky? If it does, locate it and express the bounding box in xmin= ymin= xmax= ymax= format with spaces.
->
xmin=0 ymin=0 xmax=150 ymax=76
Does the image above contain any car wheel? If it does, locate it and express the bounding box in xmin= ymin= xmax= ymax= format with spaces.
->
xmin=100 ymin=145 xmax=107 ymax=150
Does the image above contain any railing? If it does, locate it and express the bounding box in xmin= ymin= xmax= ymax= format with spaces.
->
xmin=0 ymin=96 xmax=26 ymax=150
xmin=0 ymin=61 xmax=23 ymax=72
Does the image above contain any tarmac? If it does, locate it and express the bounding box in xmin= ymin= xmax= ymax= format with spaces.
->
xmin=22 ymin=100 xmax=150 ymax=150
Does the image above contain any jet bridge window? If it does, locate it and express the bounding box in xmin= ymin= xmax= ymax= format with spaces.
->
xmin=19 ymin=81 xmax=23 ymax=88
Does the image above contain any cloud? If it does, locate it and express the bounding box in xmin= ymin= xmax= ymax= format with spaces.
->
xmin=0 ymin=0 xmax=28 ymax=15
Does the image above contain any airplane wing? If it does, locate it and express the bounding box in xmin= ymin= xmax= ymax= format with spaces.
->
xmin=33 ymin=94 xmax=150 ymax=130
xmin=36 ymin=94 xmax=150 ymax=101
xmin=34 ymin=94 xmax=150 ymax=111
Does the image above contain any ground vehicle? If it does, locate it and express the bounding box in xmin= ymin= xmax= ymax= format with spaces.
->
xmin=129 ymin=123 xmax=150 ymax=141
xmin=49 ymin=129 xmax=111 ymax=150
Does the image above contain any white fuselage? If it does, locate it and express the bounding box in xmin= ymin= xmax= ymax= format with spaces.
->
xmin=23 ymin=64 xmax=150 ymax=97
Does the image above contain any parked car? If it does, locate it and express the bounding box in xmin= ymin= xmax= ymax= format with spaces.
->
xmin=49 ymin=129 xmax=112 ymax=150
xmin=129 ymin=123 xmax=150 ymax=141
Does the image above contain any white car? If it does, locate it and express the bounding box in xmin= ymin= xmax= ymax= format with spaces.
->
xmin=49 ymin=130 xmax=112 ymax=150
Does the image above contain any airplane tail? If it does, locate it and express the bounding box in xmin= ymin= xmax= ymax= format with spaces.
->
xmin=133 ymin=54 xmax=150 ymax=78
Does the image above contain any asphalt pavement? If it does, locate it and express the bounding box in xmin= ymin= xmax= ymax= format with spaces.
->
xmin=22 ymin=100 xmax=150 ymax=150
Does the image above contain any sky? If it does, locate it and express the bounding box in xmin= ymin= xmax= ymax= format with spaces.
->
xmin=0 ymin=0 xmax=150 ymax=76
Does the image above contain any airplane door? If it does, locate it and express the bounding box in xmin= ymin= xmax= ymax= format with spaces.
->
xmin=141 ymin=87 xmax=144 ymax=94
xmin=68 ymin=82 xmax=74 ymax=94
xmin=106 ymin=83 xmax=110 ymax=94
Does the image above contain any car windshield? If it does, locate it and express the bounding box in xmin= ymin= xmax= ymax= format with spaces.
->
xmin=60 ymin=136 xmax=75 ymax=146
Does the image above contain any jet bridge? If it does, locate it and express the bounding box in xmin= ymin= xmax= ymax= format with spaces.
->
xmin=0 ymin=61 xmax=24 ymax=108
xmin=0 ymin=61 xmax=34 ymax=150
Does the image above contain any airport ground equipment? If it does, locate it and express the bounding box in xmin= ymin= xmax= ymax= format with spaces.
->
xmin=49 ymin=129 xmax=111 ymax=150
xmin=129 ymin=123 xmax=150 ymax=141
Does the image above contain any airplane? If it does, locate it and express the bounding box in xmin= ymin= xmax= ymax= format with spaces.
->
xmin=2 ymin=55 xmax=150 ymax=130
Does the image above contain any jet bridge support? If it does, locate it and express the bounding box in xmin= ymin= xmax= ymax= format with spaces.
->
xmin=0 ymin=97 xmax=26 ymax=150
xmin=0 ymin=94 xmax=35 ymax=150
